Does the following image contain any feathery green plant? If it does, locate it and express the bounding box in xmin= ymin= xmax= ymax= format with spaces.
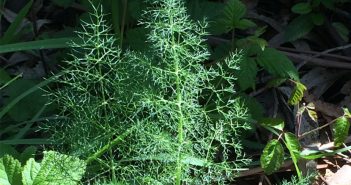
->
xmin=48 ymin=0 xmax=251 ymax=184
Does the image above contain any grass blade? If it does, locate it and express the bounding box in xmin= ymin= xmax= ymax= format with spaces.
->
xmin=0 ymin=37 xmax=80 ymax=54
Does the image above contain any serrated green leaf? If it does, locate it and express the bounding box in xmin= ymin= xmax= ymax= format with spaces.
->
xmin=19 ymin=146 xmax=37 ymax=164
xmin=306 ymin=103 xmax=318 ymax=122
xmin=30 ymin=151 xmax=86 ymax=185
xmin=291 ymin=3 xmax=312 ymax=14
xmin=333 ymin=116 xmax=350 ymax=147
xmin=247 ymin=36 xmax=267 ymax=51
xmin=267 ymin=78 xmax=287 ymax=88
xmin=284 ymin=15 xmax=314 ymax=42
xmin=311 ymin=13 xmax=325 ymax=26
xmin=288 ymin=82 xmax=306 ymax=105
xmin=332 ymin=22 xmax=349 ymax=42
xmin=236 ymin=57 xmax=258 ymax=90
xmin=0 ymin=144 xmax=18 ymax=159
xmin=259 ymin=118 xmax=285 ymax=131
xmin=256 ymin=48 xmax=299 ymax=80
xmin=284 ymin=132 xmax=301 ymax=163
xmin=237 ymin=19 xmax=256 ymax=30
xmin=187 ymin=1 xmax=223 ymax=21
xmin=240 ymin=94 xmax=264 ymax=120
xmin=0 ymin=155 xmax=22 ymax=185
xmin=214 ymin=0 xmax=248 ymax=34
xmin=260 ymin=139 xmax=284 ymax=175
xmin=22 ymin=158 xmax=40 ymax=185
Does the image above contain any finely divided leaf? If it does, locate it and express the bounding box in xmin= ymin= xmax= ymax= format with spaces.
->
xmin=288 ymin=82 xmax=306 ymax=105
xmin=0 ymin=155 xmax=22 ymax=185
xmin=333 ymin=116 xmax=350 ymax=147
xmin=260 ymin=139 xmax=284 ymax=175
xmin=256 ymin=48 xmax=299 ymax=80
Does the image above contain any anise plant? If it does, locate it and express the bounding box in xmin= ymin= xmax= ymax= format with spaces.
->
xmin=48 ymin=0 xmax=251 ymax=184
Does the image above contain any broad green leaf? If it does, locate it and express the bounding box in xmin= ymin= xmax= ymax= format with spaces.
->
xmin=240 ymin=94 xmax=264 ymax=120
xmin=284 ymin=15 xmax=314 ymax=42
xmin=288 ymin=82 xmax=306 ymax=105
xmin=333 ymin=116 xmax=350 ymax=147
xmin=259 ymin=118 xmax=285 ymax=131
xmin=260 ymin=139 xmax=284 ymax=175
xmin=332 ymin=22 xmax=349 ymax=42
xmin=0 ymin=144 xmax=18 ymax=159
xmin=284 ymin=132 xmax=301 ymax=163
xmin=223 ymin=0 xmax=246 ymax=20
xmin=236 ymin=57 xmax=258 ymax=91
xmin=306 ymin=103 xmax=318 ymax=122
xmin=237 ymin=19 xmax=256 ymax=30
xmin=29 ymin=151 xmax=86 ymax=185
xmin=311 ymin=13 xmax=325 ymax=26
xmin=19 ymin=147 xmax=37 ymax=164
xmin=0 ymin=155 xmax=22 ymax=185
xmin=256 ymin=48 xmax=299 ymax=80
xmin=246 ymin=36 xmax=267 ymax=51
xmin=267 ymin=78 xmax=287 ymax=88
xmin=254 ymin=26 xmax=267 ymax=37
xmin=291 ymin=3 xmax=312 ymax=14
xmin=187 ymin=1 xmax=223 ymax=21
xmin=214 ymin=0 xmax=248 ymax=34
xmin=22 ymin=158 xmax=40 ymax=185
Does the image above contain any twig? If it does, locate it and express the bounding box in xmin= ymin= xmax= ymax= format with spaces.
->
xmin=281 ymin=51 xmax=351 ymax=69
xmin=277 ymin=46 xmax=351 ymax=62
xmin=299 ymin=117 xmax=338 ymax=139
xmin=238 ymin=160 xmax=293 ymax=177
xmin=297 ymin=43 xmax=351 ymax=69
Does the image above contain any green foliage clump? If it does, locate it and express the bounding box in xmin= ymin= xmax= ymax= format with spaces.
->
xmin=0 ymin=151 xmax=86 ymax=185
xmin=48 ymin=0 xmax=251 ymax=184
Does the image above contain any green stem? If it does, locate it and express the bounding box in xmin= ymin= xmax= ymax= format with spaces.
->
xmin=85 ymin=127 xmax=134 ymax=164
